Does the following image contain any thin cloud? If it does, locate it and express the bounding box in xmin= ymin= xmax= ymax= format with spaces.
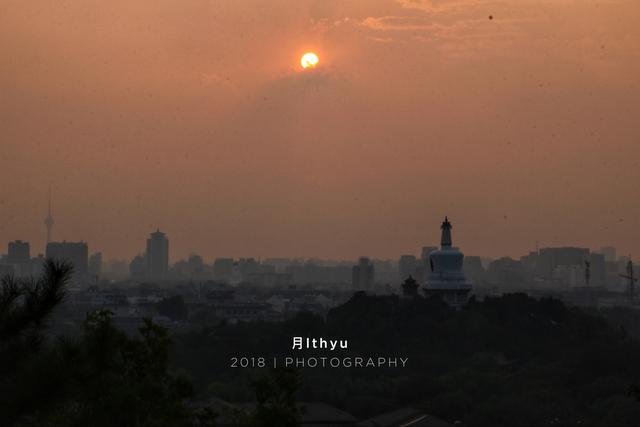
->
xmin=396 ymin=0 xmax=503 ymax=14
xmin=368 ymin=36 xmax=395 ymax=43
xmin=360 ymin=16 xmax=438 ymax=31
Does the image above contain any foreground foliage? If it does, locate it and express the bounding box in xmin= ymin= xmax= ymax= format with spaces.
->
xmin=173 ymin=292 xmax=640 ymax=427
xmin=0 ymin=261 xmax=300 ymax=427
xmin=0 ymin=262 xmax=194 ymax=427
xmin=5 ymin=262 xmax=640 ymax=426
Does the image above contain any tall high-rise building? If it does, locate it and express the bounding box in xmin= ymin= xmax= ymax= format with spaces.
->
xmin=46 ymin=241 xmax=89 ymax=277
xmin=146 ymin=229 xmax=169 ymax=280
xmin=7 ymin=240 xmax=30 ymax=264
xmin=352 ymin=257 xmax=374 ymax=290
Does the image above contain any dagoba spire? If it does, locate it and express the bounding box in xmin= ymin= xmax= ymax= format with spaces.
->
xmin=425 ymin=216 xmax=472 ymax=308
xmin=440 ymin=216 xmax=452 ymax=248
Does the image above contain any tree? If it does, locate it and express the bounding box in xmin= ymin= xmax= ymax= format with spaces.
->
xmin=156 ymin=295 xmax=189 ymax=321
xmin=0 ymin=260 xmax=200 ymax=427
xmin=233 ymin=369 xmax=301 ymax=427
xmin=0 ymin=259 xmax=71 ymax=424
xmin=46 ymin=310 xmax=195 ymax=427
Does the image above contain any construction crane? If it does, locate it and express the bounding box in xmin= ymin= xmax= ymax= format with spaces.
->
xmin=620 ymin=260 xmax=638 ymax=305
xmin=585 ymin=259 xmax=593 ymax=306
xmin=585 ymin=260 xmax=591 ymax=287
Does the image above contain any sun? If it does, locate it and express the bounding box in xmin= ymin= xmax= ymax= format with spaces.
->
xmin=300 ymin=52 xmax=319 ymax=69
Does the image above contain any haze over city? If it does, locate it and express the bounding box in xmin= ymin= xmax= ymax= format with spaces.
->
xmin=1 ymin=0 xmax=639 ymax=261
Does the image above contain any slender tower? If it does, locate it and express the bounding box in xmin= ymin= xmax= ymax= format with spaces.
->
xmin=44 ymin=186 xmax=54 ymax=245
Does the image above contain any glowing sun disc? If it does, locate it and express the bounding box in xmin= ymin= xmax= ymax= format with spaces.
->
xmin=300 ymin=52 xmax=319 ymax=69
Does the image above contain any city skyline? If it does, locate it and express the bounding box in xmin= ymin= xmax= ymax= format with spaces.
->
xmin=2 ymin=193 xmax=639 ymax=262
xmin=1 ymin=215 xmax=635 ymax=266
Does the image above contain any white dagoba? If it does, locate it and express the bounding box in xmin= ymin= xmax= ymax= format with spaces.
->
xmin=424 ymin=217 xmax=472 ymax=307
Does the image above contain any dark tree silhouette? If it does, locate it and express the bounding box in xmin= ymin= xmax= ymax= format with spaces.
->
xmin=231 ymin=368 xmax=301 ymax=427
xmin=0 ymin=259 xmax=71 ymax=423
xmin=156 ymin=295 xmax=189 ymax=321
xmin=0 ymin=260 xmax=202 ymax=427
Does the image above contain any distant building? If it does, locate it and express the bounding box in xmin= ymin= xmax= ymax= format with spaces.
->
xmin=553 ymin=264 xmax=583 ymax=286
xmin=213 ymin=258 xmax=235 ymax=283
xmin=204 ymin=281 xmax=236 ymax=303
xmin=2 ymin=240 xmax=34 ymax=277
xmin=7 ymin=240 xmax=30 ymax=263
xmin=106 ymin=259 xmax=129 ymax=280
xmin=189 ymin=254 xmax=211 ymax=280
xmin=372 ymin=259 xmax=397 ymax=284
xmin=605 ymin=260 xmax=620 ymax=286
xmin=487 ymin=257 xmax=525 ymax=286
xmin=169 ymin=253 xmax=211 ymax=281
xmin=212 ymin=302 xmax=273 ymax=323
xmin=424 ymin=217 xmax=472 ymax=307
xmin=245 ymin=271 xmax=292 ymax=287
xmin=537 ymin=247 xmax=589 ymax=280
xmin=46 ymin=241 xmax=89 ymax=278
xmin=463 ymin=255 xmax=485 ymax=283
xmin=129 ymin=254 xmax=146 ymax=279
xmin=352 ymin=257 xmax=374 ymax=290
xmin=188 ymin=254 xmax=205 ymax=275
xmin=599 ymin=246 xmax=617 ymax=263
xmin=398 ymin=255 xmax=417 ymax=281
xmin=88 ymin=252 xmax=103 ymax=278
xmin=146 ymin=229 xmax=169 ymax=280
xmin=520 ymin=251 xmax=539 ymax=276
xmin=238 ymin=258 xmax=260 ymax=282
xmin=588 ymin=252 xmax=606 ymax=286
xmin=263 ymin=258 xmax=293 ymax=273
xmin=285 ymin=262 xmax=352 ymax=285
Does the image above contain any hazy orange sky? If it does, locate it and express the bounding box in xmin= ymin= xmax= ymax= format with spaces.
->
xmin=1 ymin=0 xmax=639 ymax=262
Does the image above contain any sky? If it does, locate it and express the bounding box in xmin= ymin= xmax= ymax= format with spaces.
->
xmin=1 ymin=0 xmax=639 ymax=262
